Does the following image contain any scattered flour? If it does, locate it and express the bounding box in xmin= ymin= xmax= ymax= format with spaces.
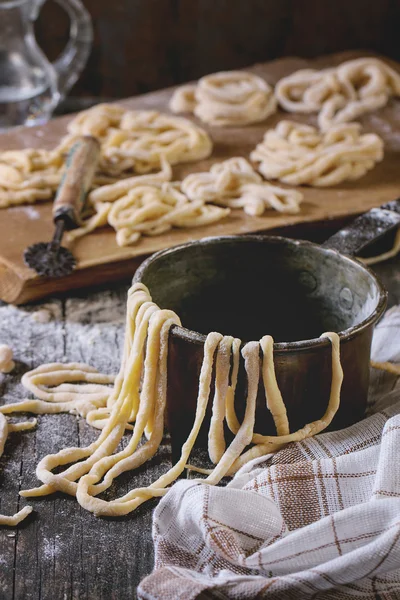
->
xmin=42 ymin=537 xmax=61 ymax=561
xmin=65 ymin=291 xmax=126 ymax=324
xmin=7 ymin=206 xmax=40 ymax=220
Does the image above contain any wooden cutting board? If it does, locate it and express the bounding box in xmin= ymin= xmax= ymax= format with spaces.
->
xmin=1 ymin=50 xmax=400 ymax=305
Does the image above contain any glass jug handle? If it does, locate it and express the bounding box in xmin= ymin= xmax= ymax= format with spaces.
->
xmin=34 ymin=0 xmax=93 ymax=101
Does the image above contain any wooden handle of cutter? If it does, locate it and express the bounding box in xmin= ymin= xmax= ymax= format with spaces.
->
xmin=52 ymin=135 xmax=100 ymax=229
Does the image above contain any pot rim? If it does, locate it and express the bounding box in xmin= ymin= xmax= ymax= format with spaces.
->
xmin=133 ymin=235 xmax=388 ymax=352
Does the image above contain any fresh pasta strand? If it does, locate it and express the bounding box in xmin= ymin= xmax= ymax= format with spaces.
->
xmin=170 ymin=70 xmax=277 ymax=126
xmin=204 ymin=341 xmax=261 ymax=486
xmin=225 ymin=337 xmax=242 ymax=434
xmin=66 ymin=160 xmax=230 ymax=248
xmin=181 ymin=157 xmax=303 ymax=216
xmin=371 ymin=360 xmax=400 ymax=375
xmin=88 ymin=158 xmax=173 ymax=205
xmin=75 ymin=332 xmax=222 ymax=516
xmin=58 ymin=105 xmax=213 ymax=176
xmin=191 ymin=333 xmax=340 ymax=480
xmin=0 ymin=149 xmax=63 ymax=208
xmin=225 ymin=331 xmax=343 ymax=475
xmin=170 ymin=84 xmax=197 ymax=113
xmin=66 ymin=158 xmax=173 ymax=244
xmin=2 ymin=286 xmax=344 ymax=518
xmin=250 ymin=120 xmax=384 ymax=187
xmin=275 ymin=57 xmax=400 ymax=131
xmin=0 ymin=148 xmax=120 ymax=209
xmin=360 ymin=228 xmax=400 ymax=266
xmin=0 ymin=506 xmax=33 ymax=528
xmin=22 ymin=287 xmax=166 ymax=499
xmin=106 ymin=183 xmax=230 ymax=248
xmin=0 ymin=104 xmax=213 ymax=208
xmin=19 ymin=286 xmax=158 ymax=499
xmin=208 ymin=336 xmax=233 ymax=464
xmin=0 ymin=363 xmax=115 ymax=427
xmin=260 ymin=335 xmax=290 ymax=436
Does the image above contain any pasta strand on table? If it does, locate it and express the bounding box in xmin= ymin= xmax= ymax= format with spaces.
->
xmin=0 ymin=363 xmax=115 ymax=426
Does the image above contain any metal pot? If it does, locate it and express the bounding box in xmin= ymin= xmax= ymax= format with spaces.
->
xmin=133 ymin=202 xmax=400 ymax=456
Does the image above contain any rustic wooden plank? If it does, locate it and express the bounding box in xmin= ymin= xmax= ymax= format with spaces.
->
xmin=2 ymin=51 xmax=400 ymax=305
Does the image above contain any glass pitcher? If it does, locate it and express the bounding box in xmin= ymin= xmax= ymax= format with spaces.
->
xmin=0 ymin=0 xmax=92 ymax=130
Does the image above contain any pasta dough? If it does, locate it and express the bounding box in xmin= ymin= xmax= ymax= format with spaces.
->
xmin=0 ymin=344 xmax=15 ymax=373
xmin=170 ymin=71 xmax=277 ymax=126
xmin=250 ymin=120 xmax=384 ymax=187
xmin=181 ymin=157 xmax=303 ymax=215
xmin=68 ymin=156 xmax=301 ymax=247
xmin=59 ymin=104 xmax=213 ymax=175
xmin=66 ymin=161 xmax=230 ymax=247
xmin=169 ymin=84 xmax=197 ymax=114
xmin=0 ymin=414 xmax=35 ymax=526
xmin=0 ymin=104 xmax=224 ymax=246
xmin=107 ymin=183 xmax=230 ymax=247
xmin=0 ymin=147 xmax=119 ymax=209
xmin=0 ymin=149 xmax=63 ymax=208
xmin=2 ymin=284 xmax=343 ymax=518
xmin=275 ymin=57 xmax=400 ymax=131
xmin=0 ymin=104 xmax=213 ymax=208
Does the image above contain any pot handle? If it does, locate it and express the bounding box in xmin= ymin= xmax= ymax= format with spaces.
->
xmin=322 ymin=198 xmax=400 ymax=256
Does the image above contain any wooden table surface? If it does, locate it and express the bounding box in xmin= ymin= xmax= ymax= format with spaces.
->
xmin=1 ymin=223 xmax=400 ymax=600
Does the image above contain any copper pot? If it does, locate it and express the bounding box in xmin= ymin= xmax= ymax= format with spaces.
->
xmin=133 ymin=203 xmax=398 ymax=456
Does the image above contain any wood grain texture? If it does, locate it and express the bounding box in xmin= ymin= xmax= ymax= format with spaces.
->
xmin=0 ymin=225 xmax=399 ymax=599
xmin=1 ymin=51 xmax=400 ymax=304
xmin=34 ymin=0 xmax=400 ymax=98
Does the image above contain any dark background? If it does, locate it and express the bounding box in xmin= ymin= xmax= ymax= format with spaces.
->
xmin=36 ymin=0 xmax=400 ymax=102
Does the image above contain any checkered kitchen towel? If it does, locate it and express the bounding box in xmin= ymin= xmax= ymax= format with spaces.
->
xmin=138 ymin=307 xmax=400 ymax=600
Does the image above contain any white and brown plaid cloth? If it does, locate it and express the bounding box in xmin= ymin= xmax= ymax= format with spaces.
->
xmin=138 ymin=307 xmax=400 ymax=600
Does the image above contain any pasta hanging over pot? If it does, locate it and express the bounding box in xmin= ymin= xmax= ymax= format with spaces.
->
xmin=1 ymin=284 xmax=343 ymax=518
